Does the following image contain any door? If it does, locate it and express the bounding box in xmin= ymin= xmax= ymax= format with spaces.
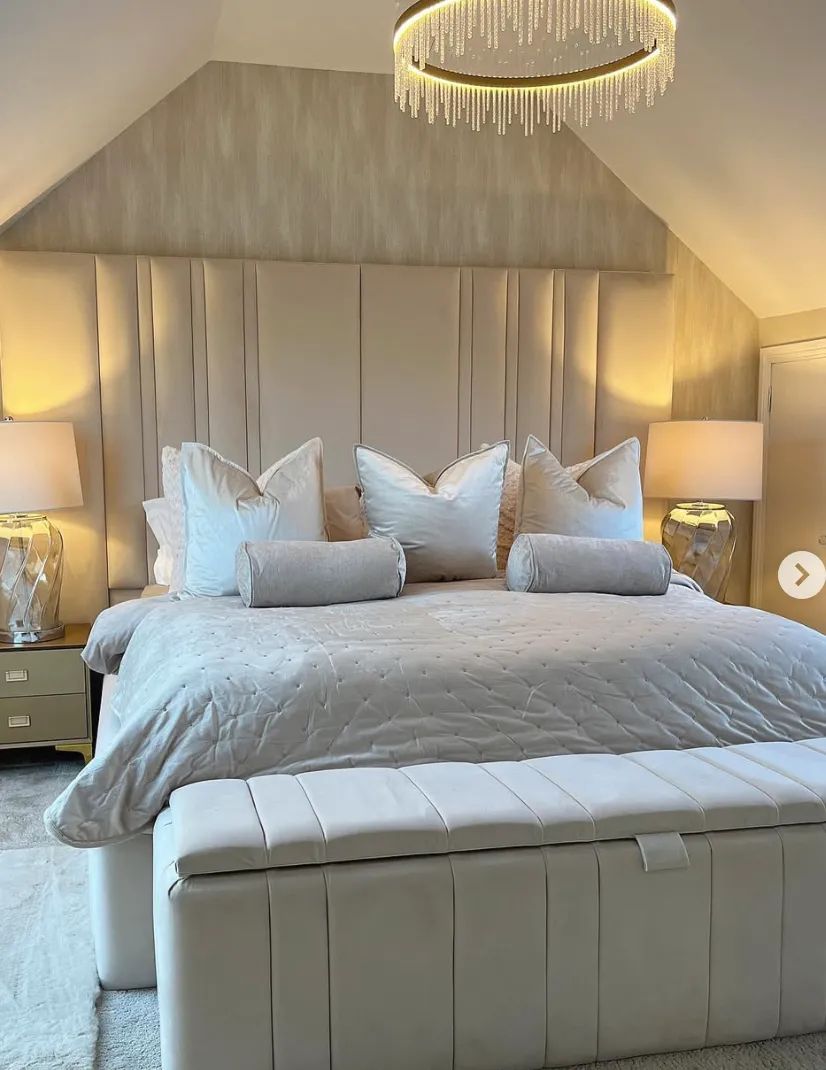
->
xmin=759 ymin=349 xmax=826 ymax=630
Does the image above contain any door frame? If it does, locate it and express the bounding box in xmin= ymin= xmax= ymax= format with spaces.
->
xmin=751 ymin=337 xmax=826 ymax=608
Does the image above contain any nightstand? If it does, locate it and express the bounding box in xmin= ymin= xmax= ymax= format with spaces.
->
xmin=0 ymin=624 xmax=93 ymax=763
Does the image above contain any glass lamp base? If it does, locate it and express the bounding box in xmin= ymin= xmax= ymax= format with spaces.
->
xmin=0 ymin=514 xmax=65 ymax=645
xmin=661 ymin=502 xmax=736 ymax=602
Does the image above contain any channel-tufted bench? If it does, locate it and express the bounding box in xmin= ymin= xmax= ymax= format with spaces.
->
xmin=153 ymin=739 xmax=826 ymax=1070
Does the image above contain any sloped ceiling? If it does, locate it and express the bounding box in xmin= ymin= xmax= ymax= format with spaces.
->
xmin=0 ymin=0 xmax=222 ymax=227
xmin=2 ymin=0 xmax=824 ymax=318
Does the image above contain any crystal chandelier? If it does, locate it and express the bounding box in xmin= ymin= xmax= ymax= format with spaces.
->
xmin=394 ymin=0 xmax=677 ymax=134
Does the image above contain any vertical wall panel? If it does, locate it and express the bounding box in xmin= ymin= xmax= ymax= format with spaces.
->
xmin=595 ymin=272 xmax=674 ymax=539
xmin=136 ymin=257 xmax=159 ymax=501
xmin=150 ymin=257 xmax=196 ymax=453
xmin=0 ymin=252 xmax=108 ymax=622
xmin=470 ymin=268 xmax=508 ymax=449
xmin=243 ymin=262 xmax=261 ymax=476
xmin=361 ymin=264 xmax=460 ymax=475
xmin=257 ymin=262 xmax=360 ymax=484
xmin=549 ymin=273 xmax=566 ymax=459
xmin=561 ymin=270 xmax=600 ymax=466
xmin=516 ymin=270 xmax=555 ymax=458
xmin=504 ymin=271 xmax=520 ymax=449
xmin=190 ymin=259 xmax=210 ymax=445
xmin=96 ymin=255 xmax=147 ymax=591
xmin=458 ymin=268 xmax=473 ymax=457
xmin=203 ymin=259 xmax=247 ymax=467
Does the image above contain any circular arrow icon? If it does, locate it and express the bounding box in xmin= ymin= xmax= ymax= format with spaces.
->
xmin=778 ymin=551 xmax=826 ymax=600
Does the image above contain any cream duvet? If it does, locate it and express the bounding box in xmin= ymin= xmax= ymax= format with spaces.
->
xmin=46 ymin=578 xmax=826 ymax=846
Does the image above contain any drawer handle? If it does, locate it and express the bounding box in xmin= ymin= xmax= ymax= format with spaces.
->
xmin=5 ymin=669 xmax=28 ymax=683
xmin=8 ymin=715 xmax=31 ymax=729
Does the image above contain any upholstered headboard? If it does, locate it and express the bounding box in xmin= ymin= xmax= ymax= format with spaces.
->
xmin=0 ymin=253 xmax=674 ymax=622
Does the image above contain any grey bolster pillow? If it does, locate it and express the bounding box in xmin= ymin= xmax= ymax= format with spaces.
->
xmin=506 ymin=533 xmax=672 ymax=596
xmin=236 ymin=536 xmax=406 ymax=608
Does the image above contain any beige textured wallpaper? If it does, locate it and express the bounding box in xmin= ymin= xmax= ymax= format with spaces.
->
xmin=0 ymin=61 xmax=759 ymax=601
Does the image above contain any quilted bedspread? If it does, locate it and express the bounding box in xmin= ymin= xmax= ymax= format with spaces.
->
xmin=46 ymin=578 xmax=826 ymax=847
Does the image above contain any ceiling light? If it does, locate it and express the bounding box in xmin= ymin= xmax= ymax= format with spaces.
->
xmin=394 ymin=0 xmax=677 ymax=134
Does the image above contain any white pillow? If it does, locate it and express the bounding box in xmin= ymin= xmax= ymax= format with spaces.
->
xmin=161 ymin=446 xmax=186 ymax=593
xmin=517 ymin=435 xmax=643 ymax=540
xmin=142 ymin=497 xmax=175 ymax=586
xmin=181 ymin=438 xmax=327 ymax=597
xmin=355 ymin=442 xmax=509 ymax=583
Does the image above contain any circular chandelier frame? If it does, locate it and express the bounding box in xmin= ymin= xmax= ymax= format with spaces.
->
xmin=394 ymin=0 xmax=677 ymax=134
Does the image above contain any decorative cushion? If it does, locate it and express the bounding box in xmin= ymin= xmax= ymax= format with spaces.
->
xmin=142 ymin=497 xmax=175 ymax=586
xmin=182 ymin=439 xmax=326 ymax=598
xmin=506 ymin=533 xmax=672 ymax=595
xmin=236 ymin=536 xmax=405 ymax=608
xmin=355 ymin=443 xmax=509 ymax=583
xmin=161 ymin=446 xmax=185 ymax=592
xmin=517 ymin=436 xmax=643 ymax=540
xmin=325 ymin=485 xmax=368 ymax=541
xmin=479 ymin=446 xmax=521 ymax=571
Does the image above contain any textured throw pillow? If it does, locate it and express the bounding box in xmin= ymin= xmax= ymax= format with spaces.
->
xmin=182 ymin=439 xmax=326 ymax=597
xmin=355 ymin=442 xmax=509 ymax=583
xmin=325 ymin=485 xmax=368 ymax=541
xmin=517 ymin=436 xmax=643 ymax=540
xmin=142 ymin=497 xmax=175 ymax=586
xmin=506 ymin=533 xmax=671 ymax=595
xmin=236 ymin=536 xmax=405 ymax=608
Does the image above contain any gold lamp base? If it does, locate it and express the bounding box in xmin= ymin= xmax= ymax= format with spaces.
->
xmin=661 ymin=502 xmax=735 ymax=602
xmin=0 ymin=513 xmax=66 ymax=644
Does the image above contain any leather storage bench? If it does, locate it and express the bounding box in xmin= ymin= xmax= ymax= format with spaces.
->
xmin=153 ymin=739 xmax=826 ymax=1070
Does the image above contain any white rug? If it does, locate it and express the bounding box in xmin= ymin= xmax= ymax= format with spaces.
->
xmin=0 ymin=844 xmax=99 ymax=1070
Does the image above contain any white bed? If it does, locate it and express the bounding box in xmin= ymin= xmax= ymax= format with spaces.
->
xmin=48 ymin=576 xmax=826 ymax=848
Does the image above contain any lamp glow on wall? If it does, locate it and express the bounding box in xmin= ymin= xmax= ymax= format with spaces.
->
xmin=645 ymin=420 xmax=764 ymax=601
xmin=0 ymin=420 xmax=83 ymax=644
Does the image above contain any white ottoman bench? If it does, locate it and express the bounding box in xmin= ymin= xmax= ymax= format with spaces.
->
xmin=153 ymin=739 xmax=826 ymax=1070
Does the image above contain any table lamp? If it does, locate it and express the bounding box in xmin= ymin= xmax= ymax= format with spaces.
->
xmin=644 ymin=420 xmax=764 ymax=601
xmin=0 ymin=419 xmax=83 ymax=644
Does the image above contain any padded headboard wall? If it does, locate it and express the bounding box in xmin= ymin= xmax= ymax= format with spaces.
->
xmin=0 ymin=253 xmax=673 ymax=623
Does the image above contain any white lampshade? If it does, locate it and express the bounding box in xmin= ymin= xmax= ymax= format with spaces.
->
xmin=0 ymin=420 xmax=83 ymax=514
xmin=644 ymin=420 xmax=764 ymax=502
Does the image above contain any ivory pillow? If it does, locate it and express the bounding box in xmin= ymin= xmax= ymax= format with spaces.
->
xmin=142 ymin=497 xmax=175 ymax=586
xmin=355 ymin=442 xmax=509 ymax=583
xmin=182 ymin=439 xmax=326 ymax=597
xmin=517 ymin=436 xmax=643 ymax=540
xmin=161 ymin=446 xmax=185 ymax=592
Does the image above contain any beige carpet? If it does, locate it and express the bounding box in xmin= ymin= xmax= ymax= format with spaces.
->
xmin=6 ymin=750 xmax=826 ymax=1070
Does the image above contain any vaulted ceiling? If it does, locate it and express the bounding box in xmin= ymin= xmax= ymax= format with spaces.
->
xmin=1 ymin=0 xmax=823 ymax=318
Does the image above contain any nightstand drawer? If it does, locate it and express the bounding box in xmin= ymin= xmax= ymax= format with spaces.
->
xmin=0 ymin=649 xmax=85 ymax=698
xmin=0 ymin=694 xmax=88 ymax=746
